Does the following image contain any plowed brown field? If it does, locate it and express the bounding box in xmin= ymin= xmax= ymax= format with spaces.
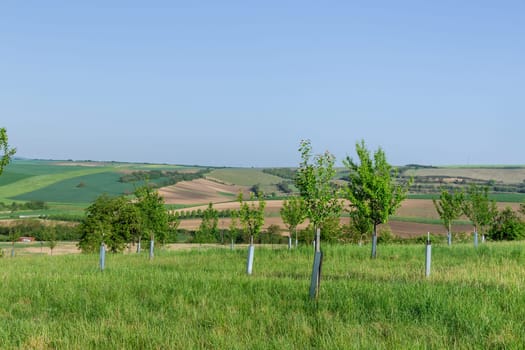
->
xmin=173 ymin=193 xmax=521 ymax=238
xmin=159 ymin=178 xmax=250 ymax=205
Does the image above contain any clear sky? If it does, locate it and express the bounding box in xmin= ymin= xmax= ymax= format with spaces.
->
xmin=1 ymin=1 xmax=524 ymax=167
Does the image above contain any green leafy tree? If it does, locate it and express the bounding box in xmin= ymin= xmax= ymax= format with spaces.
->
xmin=348 ymin=209 xmax=373 ymax=245
xmin=433 ymin=188 xmax=464 ymax=245
xmin=462 ymin=184 xmax=497 ymax=243
xmin=115 ymin=201 xmax=143 ymax=251
xmin=9 ymin=227 xmax=20 ymax=257
xmin=0 ymin=128 xmax=16 ymax=176
xmin=280 ymin=196 xmax=306 ymax=248
xmin=295 ymin=139 xmax=342 ymax=251
xmin=238 ymin=192 xmax=266 ymax=245
xmin=489 ymin=207 xmax=525 ymax=241
xmin=169 ymin=212 xmax=181 ymax=242
xmin=195 ymin=203 xmax=219 ymax=243
xmin=134 ymin=185 xmax=170 ymax=245
xmin=265 ymin=224 xmax=281 ymax=245
xmin=228 ymin=210 xmax=240 ymax=248
xmin=77 ymin=194 xmax=131 ymax=253
xmin=343 ymin=140 xmax=411 ymax=258
xmin=43 ymin=225 xmax=57 ymax=255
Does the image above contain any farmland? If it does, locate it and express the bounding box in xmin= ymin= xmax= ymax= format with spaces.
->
xmin=1 ymin=243 xmax=525 ymax=348
xmin=2 ymin=159 xmax=525 ymax=348
xmin=1 ymin=159 xmax=525 ymax=237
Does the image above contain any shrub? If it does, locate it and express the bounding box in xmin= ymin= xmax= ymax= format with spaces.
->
xmin=378 ymin=226 xmax=396 ymax=244
xmin=488 ymin=207 xmax=525 ymax=241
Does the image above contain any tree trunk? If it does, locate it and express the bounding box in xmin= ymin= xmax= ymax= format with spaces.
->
xmin=246 ymin=235 xmax=254 ymax=275
xmin=288 ymin=235 xmax=292 ymax=250
xmin=99 ymin=243 xmax=106 ymax=271
xmin=371 ymin=225 xmax=377 ymax=258
xmin=447 ymin=223 xmax=452 ymax=246
xmin=315 ymin=227 xmax=321 ymax=253
xmin=149 ymin=239 xmax=154 ymax=260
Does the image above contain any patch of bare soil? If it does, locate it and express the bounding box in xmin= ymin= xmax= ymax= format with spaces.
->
xmin=386 ymin=221 xmax=473 ymax=238
xmin=0 ymin=219 xmax=77 ymax=227
xmin=19 ymin=242 xmax=81 ymax=255
xmin=159 ymin=178 xmax=249 ymax=205
xmin=53 ymin=161 xmax=107 ymax=167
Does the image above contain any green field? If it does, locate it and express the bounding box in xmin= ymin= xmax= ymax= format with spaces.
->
xmin=408 ymin=192 xmax=525 ymax=203
xmin=403 ymin=166 xmax=525 ymax=183
xmin=207 ymin=168 xmax=283 ymax=186
xmin=13 ymin=172 xmax=137 ymax=204
xmin=1 ymin=243 xmax=524 ymax=348
xmin=207 ymin=168 xmax=285 ymax=195
xmin=0 ymin=160 xmax=211 ymax=207
xmin=1 ymin=159 xmax=525 ymax=221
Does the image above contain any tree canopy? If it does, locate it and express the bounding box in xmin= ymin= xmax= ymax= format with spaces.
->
xmin=280 ymin=196 xmax=306 ymax=244
xmin=78 ymin=186 xmax=174 ymax=253
xmin=294 ymin=139 xmax=342 ymax=231
xmin=195 ymin=203 xmax=219 ymax=243
xmin=461 ymin=184 xmax=497 ymax=235
xmin=343 ymin=140 xmax=411 ymax=257
xmin=433 ymin=188 xmax=463 ymax=233
xmin=0 ymin=128 xmax=16 ymax=176
xmin=238 ymin=192 xmax=266 ymax=244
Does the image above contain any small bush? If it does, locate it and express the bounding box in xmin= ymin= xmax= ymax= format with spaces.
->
xmin=378 ymin=226 xmax=396 ymax=243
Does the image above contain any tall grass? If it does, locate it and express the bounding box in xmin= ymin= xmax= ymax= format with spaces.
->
xmin=1 ymin=243 xmax=524 ymax=349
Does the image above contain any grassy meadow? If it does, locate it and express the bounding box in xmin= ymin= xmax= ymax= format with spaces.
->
xmin=1 ymin=242 xmax=525 ymax=349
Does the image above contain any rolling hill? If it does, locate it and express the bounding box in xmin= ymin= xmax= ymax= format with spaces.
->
xmin=1 ymin=159 xmax=525 ymax=237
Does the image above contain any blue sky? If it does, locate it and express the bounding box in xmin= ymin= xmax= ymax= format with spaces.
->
xmin=1 ymin=1 xmax=524 ymax=167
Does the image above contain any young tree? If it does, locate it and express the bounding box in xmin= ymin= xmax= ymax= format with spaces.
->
xmin=77 ymin=194 xmax=131 ymax=253
xmin=9 ymin=227 xmax=20 ymax=257
xmin=433 ymin=188 xmax=463 ymax=245
xmin=238 ymin=192 xmax=266 ymax=245
xmin=348 ymin=208 xmax=373 ymax=245
xmin=343 ymin=140 xmax=411 ymax=258
xmin=238 ymin=192 xmax=266 ymax=275
xmin=169 ymin=212 xmax=181 ymax=242
xmin=295 ymin=140 xmax=342 ymax=298
xmin=195 ymin=203 xmax=219 ymax=243
xmin=265 ymin=224 xmax=281 ymax=246
xmin=43 ymin=225 xmax=57 ymax=255
xmin=228 ymin=210 xmax=240 ymax=249
xmin=134 ymin=185 xmax=170 ymax=245
xmin=295 ymin=139 xmax=342 ymax=251
xmin=462 ymin=184 xmax=497 ymax=246
xmin=0 ymin=127 xmax=16 ymax=176
xmin=280 ymin=196 xmax=306 ymax=248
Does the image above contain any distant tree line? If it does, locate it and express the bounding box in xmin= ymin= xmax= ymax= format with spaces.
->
xmin=118 ymin=169 xmax=209 ymax=187
xmin=0 ymin=201 xmax=48 ymax=212
xmin=262 ymin=168 xmax=296 ymax=180
xmin=0 ymin=219 xmax=80 ymax=242
xmin=177 ymin=208 xmax=237 ymax=219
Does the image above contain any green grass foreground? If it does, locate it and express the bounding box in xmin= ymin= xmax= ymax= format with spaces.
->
xmin=1 ymin=243 xmax=525 ymax=349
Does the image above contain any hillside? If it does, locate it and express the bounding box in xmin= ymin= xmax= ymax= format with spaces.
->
xmin=1 ymin=159 xmax=525 ymax=237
